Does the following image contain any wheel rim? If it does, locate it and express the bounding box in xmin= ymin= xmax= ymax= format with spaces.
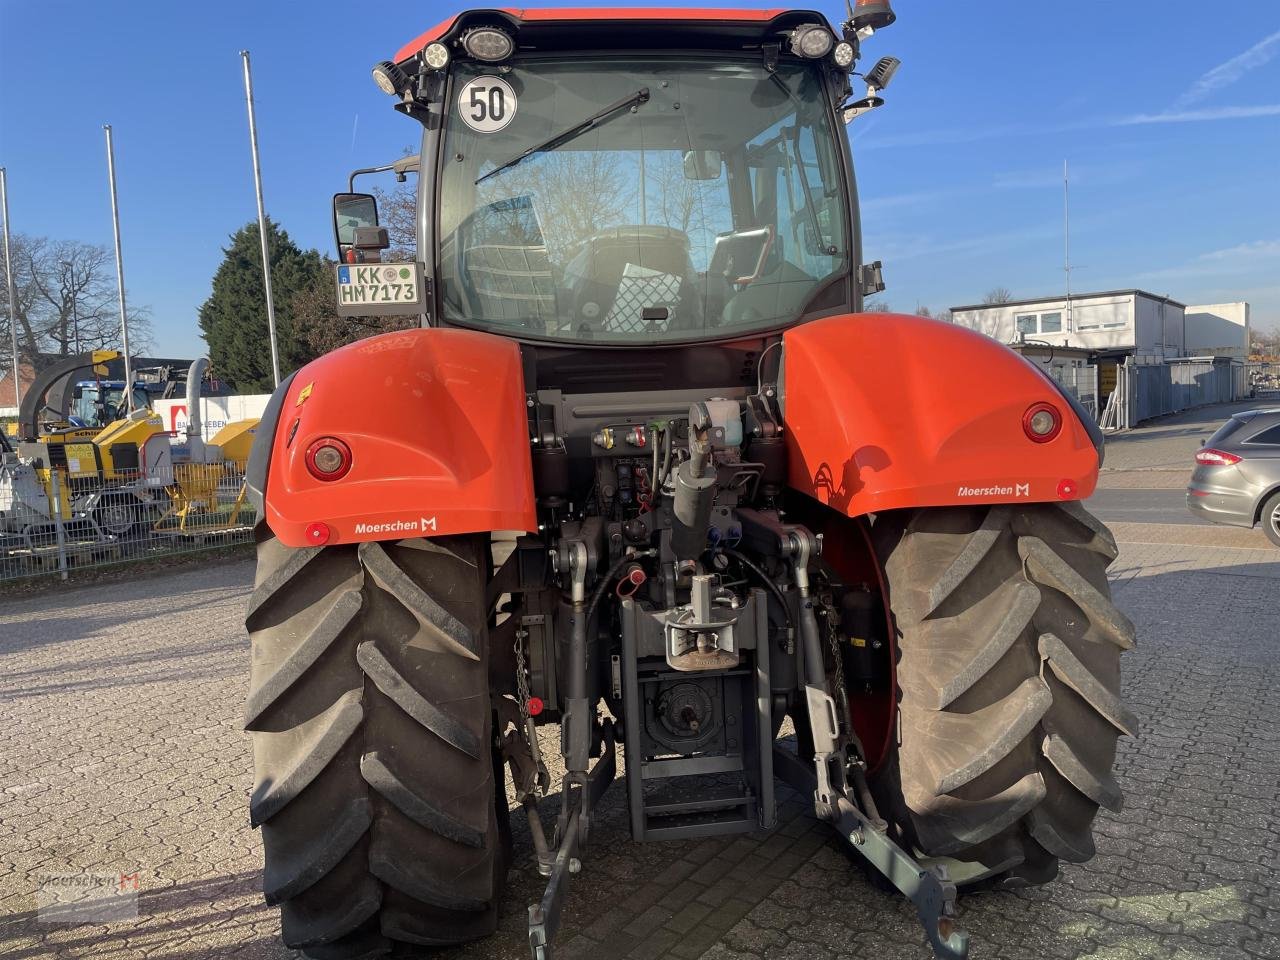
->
xmin=1271 ymin=503 xmax=1280 ymax=536
xmin=99 ymin=502 xmax=133 ymax=535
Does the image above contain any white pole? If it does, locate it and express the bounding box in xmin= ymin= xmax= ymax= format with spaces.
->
xmin=1 ymin=167 xmax=20 ymax=409
xmin=103 ymin=125 xmax=134 ymax=412
xmin=240 ymin=50 xmax=281 ymax=388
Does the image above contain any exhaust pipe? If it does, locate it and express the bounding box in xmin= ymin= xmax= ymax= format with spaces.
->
xmin=184 ymin=357 xmax=209 ymax=461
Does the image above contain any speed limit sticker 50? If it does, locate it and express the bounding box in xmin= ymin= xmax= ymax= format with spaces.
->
xmin=458 ymin=76 xmax=517 ymax=133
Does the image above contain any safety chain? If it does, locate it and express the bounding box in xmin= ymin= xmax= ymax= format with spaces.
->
xmin=515 ymin=627 xmax=533 ymax=721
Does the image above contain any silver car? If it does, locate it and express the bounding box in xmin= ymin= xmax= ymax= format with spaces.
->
xmin=1187 ymin=408 xmax=1280 ymax=546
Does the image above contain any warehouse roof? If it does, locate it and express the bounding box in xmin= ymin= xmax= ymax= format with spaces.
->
xmin=952 ymin=290 xmax=1187 ymax=313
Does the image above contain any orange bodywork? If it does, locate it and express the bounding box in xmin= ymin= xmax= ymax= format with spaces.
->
xmin=782 ymin=313 xmax=1100 ymax=517
xmin=264 ymin=328 xmax=536 ymax=548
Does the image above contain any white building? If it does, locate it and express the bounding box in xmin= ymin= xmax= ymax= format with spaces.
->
xmin=1184 ymin=302 xmax=1250 ymax=359
xmin=950 ymin=290 xmax=1188 ymax=364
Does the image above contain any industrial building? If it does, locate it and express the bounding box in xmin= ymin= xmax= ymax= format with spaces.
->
xmin=950 ymin=290 xmax=1251 ymax=362
xmin=950 ymin=291 xmax=1253 ymax=428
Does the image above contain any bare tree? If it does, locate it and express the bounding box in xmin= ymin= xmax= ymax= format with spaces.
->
xmin=370 ymin=182 xmax=417 ymax=261
xmin=475 ymin=151 xmax=635 ymax=259
xmin=915 ymin=305 xmax=933 ymax=318
xmin=863 ymin=297 xmax=891 ymax=313
xmin=292 ymin=271 xmax=416 ymax=358
xmin=983 ymin=287 xmax=1014 ymax=305
xmin=0 ymin=233 xmax=152 ymax=370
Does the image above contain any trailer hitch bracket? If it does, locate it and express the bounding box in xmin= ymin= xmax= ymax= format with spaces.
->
xmin=527 ymin=721 xmax=617 ymax=960
xmin=773 ymin=746 xmax=970 ymax=960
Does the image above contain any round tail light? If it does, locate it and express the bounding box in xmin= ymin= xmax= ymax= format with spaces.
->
xmin=1023 ymin=403 xmax=1062 ymax=443
xmin=305 ymin=437 xmax=353 ymax=481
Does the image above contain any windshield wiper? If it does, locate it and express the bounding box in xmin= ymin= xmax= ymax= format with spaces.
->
xmin=475 ymin=88 xmax=650 ymax=185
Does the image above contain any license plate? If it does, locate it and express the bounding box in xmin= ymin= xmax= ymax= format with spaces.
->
xmin=336 ymin=264 xmax=421 ymax=308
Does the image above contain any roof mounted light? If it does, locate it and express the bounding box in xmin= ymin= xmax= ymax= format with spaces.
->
xmin=851 ymin=0 xmax=897 ymax=32
xmin=842 ymin=56 xmax=901 ymax=122
xmin=371 ymin=60 xmax=409 ymax=96
xmin=790 ymin=24 xmax=834 ymax=59
xmin=461 ymin=26 xmax=514 ymax=62
xmin=833 ymin=41 xmax=856 ymax=69
xmin=423 ymin=42 xmax=450 ymax=70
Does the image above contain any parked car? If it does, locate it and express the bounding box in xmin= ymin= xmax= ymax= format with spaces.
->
xmin=1187 ymin=408 xmax=1280 ymax=546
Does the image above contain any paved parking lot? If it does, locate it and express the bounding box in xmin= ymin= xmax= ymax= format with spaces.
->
xmin=2 ymin=507 xmax=1278 ymax=959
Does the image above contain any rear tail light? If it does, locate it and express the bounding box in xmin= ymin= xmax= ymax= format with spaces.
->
xmin=1023 ymin=402 xmax=1062 ymax=443
xmin=1195 ymin=448 xmax=1241 ymax=467
xmin=305 ymin=437 xmax=353 ymax=481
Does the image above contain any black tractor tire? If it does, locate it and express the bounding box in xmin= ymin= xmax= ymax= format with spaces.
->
xmin=245 ymin=528 xmax=504 ymax=958
xmin=1260 ymin=491 xmax=1280 ymax=548
xmin=870 ymin=502 xmax=1135 ymax=888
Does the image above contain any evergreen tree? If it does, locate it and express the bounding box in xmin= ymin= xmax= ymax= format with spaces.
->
xmin=198 ymin=220 xmax=328 ymax=391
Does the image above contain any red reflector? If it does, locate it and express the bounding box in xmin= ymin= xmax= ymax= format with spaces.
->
xmin=527 ymin=697 xmax=544 ymax=717
xmin=1057 ymin=480 xmax=1077 ymax=499
xmin=305 ymin=521 xmax=331 ymax=545
xmin=1195 ymin=448 xmax=1241 ymax=467
xmin=305 ymin=437 xmax=353 ymax=481
xmin=1022 ymin=402 xmax=1063 ymax=443
xmin=1189 ymin=489 xmax=1211 ymax=497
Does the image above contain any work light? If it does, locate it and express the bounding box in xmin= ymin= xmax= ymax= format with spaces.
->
xmin=423 ymin=42 xmax=450 ymax=70
xmin=371 ymin=60 xmax=408 ymax=96
xmin=790 ymin=24 xmax=834 ymax=59
xmin=462 ymin=27 xmax=514 ymax=62
xmin=833 ymin=41 xmax=856 ymax=68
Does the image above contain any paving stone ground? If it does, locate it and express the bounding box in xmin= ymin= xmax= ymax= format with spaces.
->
xmin=1 ymin=527 xmax=1277 ymax=960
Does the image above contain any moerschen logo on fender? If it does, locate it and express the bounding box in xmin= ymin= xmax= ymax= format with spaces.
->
xmin=353 ymin=517 xmax=438 ymax=535
xmin=957 ymin=484 xmax=1031 ymax=498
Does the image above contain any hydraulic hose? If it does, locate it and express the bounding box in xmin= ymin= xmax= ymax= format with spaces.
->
xmin=723 ymin=547 xmax=795 ymax=632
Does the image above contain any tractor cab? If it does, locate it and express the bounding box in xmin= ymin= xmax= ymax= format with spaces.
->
xmin=69 ymin=380 xmax=150 ymax=429
xmin=333 ymin=5 xmax=901 ymax=339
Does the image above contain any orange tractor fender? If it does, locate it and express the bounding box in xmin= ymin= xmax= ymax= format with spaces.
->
xmin=249 ymin=328 xmax=536 ymax=549
xmin=782 ymin=312 xmax=1103 ymax=518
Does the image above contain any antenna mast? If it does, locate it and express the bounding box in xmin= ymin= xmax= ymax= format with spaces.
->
xmin=1064 ymin=159 xmax=1072 ymax=332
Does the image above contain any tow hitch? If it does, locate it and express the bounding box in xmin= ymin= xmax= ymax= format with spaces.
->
xmin=526 ymin=720 xmax=617 ymax=960
xmin=773 ymin=746 xmax=970 ymax=960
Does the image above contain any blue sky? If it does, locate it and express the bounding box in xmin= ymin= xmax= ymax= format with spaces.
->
xmin=1 ymin=1 xmax=1277 ymax=357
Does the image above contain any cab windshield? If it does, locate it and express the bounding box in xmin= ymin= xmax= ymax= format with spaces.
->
xmin=437 ymin=57 xmax=850 ymax=343
xmin=71 ymin=383 xmax=148 ymax=427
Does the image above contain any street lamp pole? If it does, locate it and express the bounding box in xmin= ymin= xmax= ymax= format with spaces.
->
xmin=240 ymin=50 xmax=282 ymax=388
xmin=1 ymin=167 xmax=20 ymax=410
xmin=103 ymin=124 xmax=134 ymax=411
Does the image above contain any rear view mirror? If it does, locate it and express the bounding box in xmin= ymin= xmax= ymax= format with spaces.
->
xmin=333 ymin=193 xmax=379 ymax=259
xmin=683 ymin=150 xmax=723 ymax=181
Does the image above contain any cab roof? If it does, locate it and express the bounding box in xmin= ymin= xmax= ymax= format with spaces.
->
xmin=394 ymin=7 xmax=831 ymax=63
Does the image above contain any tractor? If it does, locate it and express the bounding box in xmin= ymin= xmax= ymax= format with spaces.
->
xmin=244 ymin=5 xmax=1133 ymax=959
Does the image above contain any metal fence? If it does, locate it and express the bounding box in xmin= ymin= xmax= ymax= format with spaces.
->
xmin=1052 ymin=365 xmax=1100 ymax=422
xmin=1247 ymin=362 xmax=1280 ymax=400
xmin=1 ymin=459 xmax=255 ymax=584
xmin=1101 ymin=357 xmax=1258 ymax=431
